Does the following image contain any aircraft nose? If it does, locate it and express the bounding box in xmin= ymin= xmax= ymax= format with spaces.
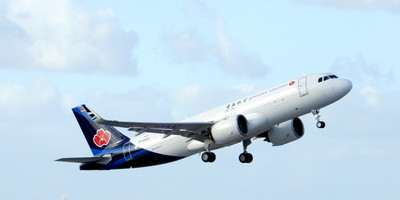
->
xmin=341 ymin=79 xmax=353 ymax=95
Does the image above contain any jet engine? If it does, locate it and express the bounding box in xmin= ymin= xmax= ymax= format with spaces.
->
xmin=211 ymin=115 xmax=248 ymax=145
xmin=264 ymin=118 xmax=304 ymax=146
xmin=211 ymin=113 xmax=269 ymax=145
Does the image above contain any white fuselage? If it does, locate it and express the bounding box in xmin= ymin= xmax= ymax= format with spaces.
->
xmin=130 ymin=73 xmax=352 ymax=157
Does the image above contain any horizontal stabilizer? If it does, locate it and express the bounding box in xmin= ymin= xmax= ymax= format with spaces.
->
xmin=56 ymin=155 xmax=111 ymax=165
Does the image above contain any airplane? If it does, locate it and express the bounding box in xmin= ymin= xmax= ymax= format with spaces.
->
xmin=57 ymin=73 xmax=352 ymax=170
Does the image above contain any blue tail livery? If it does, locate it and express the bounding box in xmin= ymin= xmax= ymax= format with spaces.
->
xmin=73 ymin=105 xmax=130 ymax=156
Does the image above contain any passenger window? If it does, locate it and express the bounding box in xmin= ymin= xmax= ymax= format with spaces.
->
xmin=318 ymin=77 xmax=322 ymax=83
xmin=324 ymin=76 xmax=329 ymax=81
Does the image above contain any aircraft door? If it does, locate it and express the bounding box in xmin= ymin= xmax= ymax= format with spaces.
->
xmin=298 ymin=76 xmax=309 ymax=97
xmin=123 ymin=142 xmax=132 ymax=160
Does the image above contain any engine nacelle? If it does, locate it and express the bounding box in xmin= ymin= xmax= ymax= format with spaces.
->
xmin=245 ymin=113 xmax=269 ymax=137
xmin=211 ymin=115 xmax=248 ymax=145
xmin=265 ymin=118 xmax=304 ymax=146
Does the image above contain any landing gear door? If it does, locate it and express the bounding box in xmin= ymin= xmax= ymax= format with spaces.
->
xmin=298 ymin=76 xmax=309 ymax=97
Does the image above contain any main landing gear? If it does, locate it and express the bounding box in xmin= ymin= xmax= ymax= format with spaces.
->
xmin=239 ymin=152 xmax=253 ymax=163
xmin=312 ymin=109 xmax=326 ymax=128
xmin=239 ymin=139 xmax=253 ymax=163
xmin=201 ymin=152 xmax=216 ymax=163
xmin=201 ymin=139 xmax=254 ymax=163
xmin=201 ymin=139 xmax=216 ymax=163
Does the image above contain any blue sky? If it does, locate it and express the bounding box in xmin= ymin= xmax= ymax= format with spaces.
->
xmin=0 ymin=0 xmax=399 ymax=199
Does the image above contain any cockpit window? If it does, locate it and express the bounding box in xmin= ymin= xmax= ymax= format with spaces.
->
xmin=318 ymin=74 xmax=339 ymax=83
xmin=329 ymin=75 xmax=338 ymax=79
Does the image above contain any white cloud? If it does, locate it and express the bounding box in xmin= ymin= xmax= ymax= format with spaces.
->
xmin=329 ymin=55 xmax=395 ymax=86
xmin=82 ymin=86 xmax=172 ymax=122
xmin=0 ymin=0 xmax=137 ymax=73
xmin=183 ymin=0 xmax=216 ymax=18
xmin=0 ymin=78 xmax=61 ymax=120
xmin=60 ymin=92 xmax=79 ymax=113
xmin=232 ymin=83 xmax=259 ymax=94
xmin=360 ymin=86 xmax=381 ymax=108
xmin=164 ymin=29 xmax=211 ymax=63
xmin=215 ymin=18 xmax=269 ymax=78
xmin=297 ymin=0 xmax=400 ymax=12
xmin=321 ymin=82 xmax=399 ymax=137
xmin=163 ymin=2 xmax=269 ymax=78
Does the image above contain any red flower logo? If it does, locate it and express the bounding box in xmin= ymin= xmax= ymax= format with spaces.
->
xmin=93 ymin=129 xmax=111 ymax=147
xmin=289 ymin=81 xmax=295 ymax=86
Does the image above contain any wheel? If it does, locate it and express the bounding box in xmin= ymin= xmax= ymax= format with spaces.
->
xmin=239 ymin=153 xmax=253 ymax=163
xmin=201 ymin=152 xmax=216 ymax=163
xmin=239 ymin=153 xmax=247 ymax=163
xmin=201 ymin=152 xmax=209 ymax=162
xmin=246 ymin=153 xmax=253 ymax=163
xmin=317 ymin=121 xmax=326 ymax=129
xmin=209 ymin=152 xmax=216 ymax=162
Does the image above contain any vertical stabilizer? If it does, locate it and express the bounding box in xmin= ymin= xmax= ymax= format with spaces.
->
xmin=72 ymin=105 xmax=130 ymax=156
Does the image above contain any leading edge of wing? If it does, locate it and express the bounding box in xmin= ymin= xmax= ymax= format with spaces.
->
xmin=97 ymin=118 xmax=212 ymax=128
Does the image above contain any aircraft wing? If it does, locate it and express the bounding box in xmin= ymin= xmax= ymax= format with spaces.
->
xmin=86 ymin=106 xmax=214 ymax=136
xmin=79 ymin=104 xmax=214 ymax=137
xmin=97 ymin=118 xmax=213 ymax=135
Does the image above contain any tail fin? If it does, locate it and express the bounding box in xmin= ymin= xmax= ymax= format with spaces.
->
xmin=72 ymin=105 xmax=130 ymax=156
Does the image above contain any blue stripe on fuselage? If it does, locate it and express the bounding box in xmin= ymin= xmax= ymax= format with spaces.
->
xmin=80 ymin=146 xmax=186 ymax=170
xmin=101 ymin=149 xmax=148 ymax=170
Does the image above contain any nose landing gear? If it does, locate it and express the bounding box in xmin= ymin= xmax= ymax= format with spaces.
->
xmin=312 ymin=109 xmax=325 ymax=128
xmin=317 ymin=121 xmax=326 ymax=129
